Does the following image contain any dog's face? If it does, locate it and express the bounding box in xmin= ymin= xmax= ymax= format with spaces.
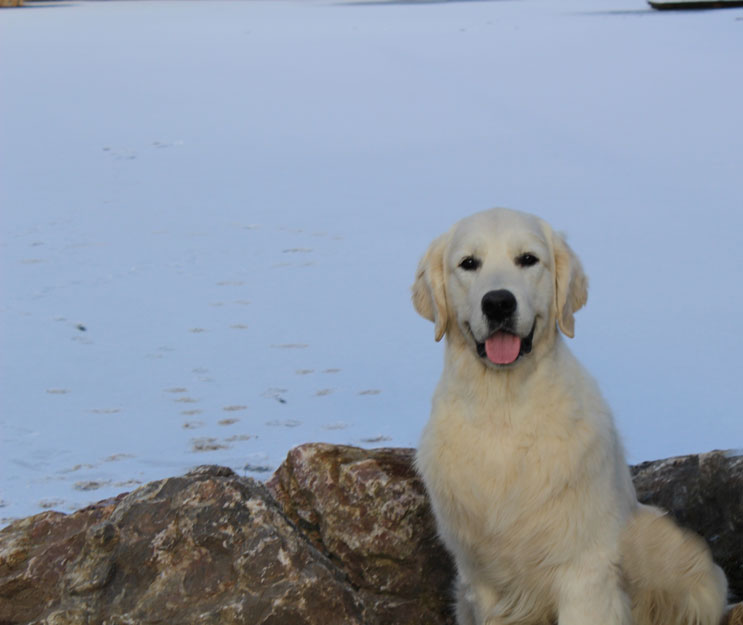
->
xmin=412 ymin=208 xmax=587 ymax=368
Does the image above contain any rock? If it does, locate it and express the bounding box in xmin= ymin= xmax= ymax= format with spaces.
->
xmin=0 ymin=498 xmax=121 ymax=625
xmin=0 ymin=466 xmax=364 ymax=625
xmin=266 ymin=443 xmax=455 ymax=625
xmin=0 ymin=445 xmax=740 ymax=625
xmin=631 ymin=449 xmax=743 ymax=600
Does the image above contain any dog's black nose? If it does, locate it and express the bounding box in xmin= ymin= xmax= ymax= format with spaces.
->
xmin=481 ymin=289 xmax=517 ymax=322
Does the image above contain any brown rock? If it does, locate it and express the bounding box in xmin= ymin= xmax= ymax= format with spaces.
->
xmin=0 ymin=466 xmax=363 ymax=625
xmin=267 ymin=443 xmax=455 ymax=625
xmin=0 ymin=497 xmax=120 ymax=624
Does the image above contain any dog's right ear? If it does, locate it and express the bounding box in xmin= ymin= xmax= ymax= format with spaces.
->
xmin=412 ymin=232 xmax=449 ymax=342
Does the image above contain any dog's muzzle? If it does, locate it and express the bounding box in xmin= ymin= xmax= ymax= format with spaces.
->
xmin=475 ymin=290 xmax=535 ymax=365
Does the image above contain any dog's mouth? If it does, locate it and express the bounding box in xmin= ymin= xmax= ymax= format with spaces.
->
xmin=475 ymin=321 xmax=536 ymax=366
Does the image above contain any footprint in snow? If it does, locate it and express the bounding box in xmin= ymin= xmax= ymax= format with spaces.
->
xmin=74 ymin=480 xmax=111 ymax=492
xmin=191 ymin=438 xmax=230 ymax=452
xmin=360 ymin=435 xmax=392 ymax=444
xmin=223 ymin=405 xmax=247 ymax=412
xmin=265 ymin=419 xmax=302 ymax=428
xmin=104 ymin=454 xmax=134 ymax=462
xmin=174 ymin=397 xmax=199 ymax=404
xmin=225 ymin=434 xmax=254 ymax=442
xmin=322 ymin=422 xmax=349 ymax=431
xmin=243 ymin=463 xmax=273 ymax=474
xmin=39 ymin=499 xmax=65 ymax=509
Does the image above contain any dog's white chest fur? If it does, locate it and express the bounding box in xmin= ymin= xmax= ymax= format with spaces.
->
xmin=416 ymin=340 xmax=630 ymax=591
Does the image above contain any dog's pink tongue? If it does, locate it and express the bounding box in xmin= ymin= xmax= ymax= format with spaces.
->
xmin=485 ymin=332 xmax=521 ymax=365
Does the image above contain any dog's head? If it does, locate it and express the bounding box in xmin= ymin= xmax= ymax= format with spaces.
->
xmin=412 ymin=208 xmax=587 ymax=367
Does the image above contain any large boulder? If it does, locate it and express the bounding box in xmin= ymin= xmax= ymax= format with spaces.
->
xmin=0 ymin=465 xmax=365 ymax=625
xmin=0 ymin=444 xmax=740 ymax=625
xmin=266 ymin=443 xmax=454 ymax=625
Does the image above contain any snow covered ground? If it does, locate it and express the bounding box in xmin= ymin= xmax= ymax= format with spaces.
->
xmin=1 ymin=0 xmax=741 ymax=525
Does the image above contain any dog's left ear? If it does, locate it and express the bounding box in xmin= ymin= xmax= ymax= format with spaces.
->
xmin=551 ymin=230 xmax=588 ymax=338
xmin=412 ymin=232 xmax=450 ymax=342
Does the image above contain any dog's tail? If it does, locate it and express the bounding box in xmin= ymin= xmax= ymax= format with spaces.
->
xmin=621 ymin=503 xmax=728 ymax=625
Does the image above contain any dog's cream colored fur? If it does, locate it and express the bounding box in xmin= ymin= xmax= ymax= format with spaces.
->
xmin=412 ymin=208 xmax=727 ymax=625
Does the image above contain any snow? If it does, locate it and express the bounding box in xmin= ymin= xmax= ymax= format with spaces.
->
xmin=1 ymin=0 xmax=742 ymax=525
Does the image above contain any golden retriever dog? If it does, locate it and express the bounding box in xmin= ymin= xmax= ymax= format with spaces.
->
xmin=412 ymin=208 xmax=727 ymax=625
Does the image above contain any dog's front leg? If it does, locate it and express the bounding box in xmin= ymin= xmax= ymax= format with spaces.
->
xmin=556 ymin=556 xmax=632 ymax=625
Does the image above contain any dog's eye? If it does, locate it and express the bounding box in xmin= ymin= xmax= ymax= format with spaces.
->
xmin=459 ymin=256 xmax=481 ymax=271
xmin=516 ymin=253 xmax=539 ymax=267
